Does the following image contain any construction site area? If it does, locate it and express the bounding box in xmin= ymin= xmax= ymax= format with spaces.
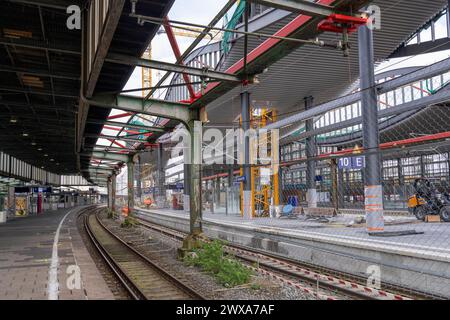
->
xmin=1 ymin=0 xmax=450 ymax=303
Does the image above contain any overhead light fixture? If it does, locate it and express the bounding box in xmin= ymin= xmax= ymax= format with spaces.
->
xmin=10 ymin=117 xmax=17 ymax=123
xmin=31 ymin=141 xmax=37 ymax=146
xmin=22 ymin=75 xmax=44 ymax=88
xmin=50 ymin=159 xmax=54 ymax=162
xmin=44 ymin=154 xmax=48 ymax=157
xmin=38 ymin=148 xmax=43 ymax=151
xmin=22 ymin=133 xmax=29 ymax=137
xmin=3 ymin=28 xmax=32 ymax=39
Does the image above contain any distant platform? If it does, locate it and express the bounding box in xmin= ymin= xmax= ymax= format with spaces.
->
xmin=0 ymin=207 xmax=114 ymax=300
xmin=136 ymin=208 xmax=450 ymax=298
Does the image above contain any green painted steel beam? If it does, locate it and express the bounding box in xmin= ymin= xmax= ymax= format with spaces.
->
xmin=87 ymin=94 xmax=191 ymax=126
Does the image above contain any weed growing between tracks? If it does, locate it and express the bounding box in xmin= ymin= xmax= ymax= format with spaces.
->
xmin=120 ymin=216 xmax=138 ymax=228
xmin=184 ymin=240 xmax=253 ymax=287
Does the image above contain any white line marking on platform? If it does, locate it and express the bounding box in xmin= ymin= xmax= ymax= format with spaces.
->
xmin=47 ymin=208 xmax=75 ymax=300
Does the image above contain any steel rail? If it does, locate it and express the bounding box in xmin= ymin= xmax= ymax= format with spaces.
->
xmin=133 ymin=213 xmax=442 ymax=300
xmin=85 ymin=208 xmax=205 ymax=300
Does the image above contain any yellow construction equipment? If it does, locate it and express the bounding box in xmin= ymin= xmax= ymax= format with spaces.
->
xmin=239 ymin=108 xmax=279 ymax=218
xmin=141 ymin=27 xmax=223 ymax=97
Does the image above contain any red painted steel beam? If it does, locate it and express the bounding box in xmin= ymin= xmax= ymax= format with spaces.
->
xmin=188 ymin=0 xmax=348 ymax=107
xmin=107 ymin=138 xmax=127 ymax=149
xmin=103 ymin=125 xmax=153 ymax=137
xmin=107 ymin=112 xmax=134 ymax=120
xmin=289 ymin=131 xmax=450 ymax=163
xmin=163 ymin=16 xmax=197 ymax=100
xmin=202 ymin=170 xmax=240 ymax=181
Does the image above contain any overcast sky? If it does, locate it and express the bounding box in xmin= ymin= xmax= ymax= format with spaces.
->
xmin=123 ymin=0 xmax=450 ymax=96
xmin=123 ymin=0 xmax=231 ymax=97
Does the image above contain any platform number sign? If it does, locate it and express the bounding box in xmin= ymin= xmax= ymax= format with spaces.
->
xmin=338 ymin=156 xmax=365 ymax=170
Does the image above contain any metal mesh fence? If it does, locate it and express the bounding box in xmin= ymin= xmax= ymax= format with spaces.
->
xmin=108 ymin=53 xmax=450 ymax=300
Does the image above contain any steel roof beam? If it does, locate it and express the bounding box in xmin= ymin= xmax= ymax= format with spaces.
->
xmin=0 ymin=65 xmax=80 ymax=81
xmin=87 ymin=119 xmax=166 ymax=132
xmin=5 ymin=0 xmax=78 ymax=10
xmin=0 ymin=86 xmax=78 ymax=98
xmin=249 ymin=0 xmax=334 ymax=18
xmin=85 ymin=0 xmax=126 ymax=97
xmin=86 ymin=94 xmax=191 ymax=126
xmin=81 ymin=168 xmax=115 ymax=174
xmin=105 ymin=53 xmax=241 ymax=83
xmin=84 ymin=133 xmax=149 ymax=143
xmin=90 ymin=146 xmax=139 ymax=153
xmin=266 ymin=57 xmax=450 ymax=130
xmin=389 ymin=38 xmax=450 ymax=59
xmin=0 ymin=39 xmax=80 ymax=55
xmin=146 ymin=0 xmax=236 ymax=99
xmin=83 ymin=151 xmax=129 ymax=163
xmin=287 ymin=88 xmax=450 ymax=144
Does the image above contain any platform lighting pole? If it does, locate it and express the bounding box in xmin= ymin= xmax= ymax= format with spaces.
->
xmin=241 ymin=91 xmax=252 ymax=219
xmin=358 ymin=23 xmax=384 ymax=233
xmin=305 ymin=96 xmax=317 ymax=209
xmin=127 ymin=159 xmax=135 ymax=216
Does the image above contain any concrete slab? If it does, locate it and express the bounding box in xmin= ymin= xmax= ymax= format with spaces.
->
xmin=0 ymin=206 xmax=114 ymax=300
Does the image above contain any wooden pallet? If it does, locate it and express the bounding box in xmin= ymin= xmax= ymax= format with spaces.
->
xmin=425 ymin=215 xmax=441 ymax=223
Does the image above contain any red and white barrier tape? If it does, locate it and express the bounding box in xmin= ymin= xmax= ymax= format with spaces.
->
xmin=228 ymin=246 xmax=411 ymax=300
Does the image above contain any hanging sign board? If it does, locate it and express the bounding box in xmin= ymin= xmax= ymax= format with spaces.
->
xmin=338 ymin=156 xmax=366 ymax=170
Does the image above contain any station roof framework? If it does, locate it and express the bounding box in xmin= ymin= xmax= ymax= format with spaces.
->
xmin=0 ymin=0 xmax=83 ymax=174
xmin=2 ymin=0 xmax=450 ymax=187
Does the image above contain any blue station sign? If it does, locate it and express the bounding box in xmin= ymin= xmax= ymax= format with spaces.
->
xmin=338 ymin=156 xmax=366 ymax=170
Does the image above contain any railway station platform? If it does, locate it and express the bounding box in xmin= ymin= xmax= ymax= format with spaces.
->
xmin=135 ymin=208 xmax=450 ymax=299
xmin=0 ymin=206 xmax=114 ymax=300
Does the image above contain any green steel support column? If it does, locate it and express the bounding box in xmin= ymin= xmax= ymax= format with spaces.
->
xmin=127 ymin=160 xmax=135 ymax=216
xmin=331 ymin=159 xmax=339 ymax=211
xmin=111 ymin=174 xmax=116 ymax=214
xmin=241 ymin=91 xmax=252 ymax=218
xmin=189 ymin=110 xmax=202 ymax=235
xmin=305 ymin=96 xmax=317 ymax=209
xmin=359 ymin=22 xmax=384 ymax=233
xmin=338 ymin=167 xmax=345 ymax=209
xmin=179 ymin=109 xmax=203 ymax=255
xmin=135 ymin=155 xmax=142 ymax=205
xmin=157 ymin=144 xmax=166 ymax=208
xmin=107 ymin=178 xmax=111 ymax=210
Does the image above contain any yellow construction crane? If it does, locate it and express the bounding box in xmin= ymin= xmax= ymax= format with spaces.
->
xmin=142 ymin=27 xmax=224 ymax=97
xmin=157 ymin=26 xmax=224 ymax=41
xmin=141 ymin=46 xmax=152 ymax=97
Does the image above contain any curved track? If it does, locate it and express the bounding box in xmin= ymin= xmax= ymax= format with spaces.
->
xmin=83 ymin=208 xmax=204 ymax=300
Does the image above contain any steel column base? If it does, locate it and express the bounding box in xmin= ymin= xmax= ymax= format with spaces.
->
xmin=306 ymin=188 xmax=318 ymax=208
xmin=177 ymin=233 xmax=205 ymax=258
xmin=365 ymin=185 xmax=385 ymax=232
xmin=243 ymin=190 xmax=252 ymax=219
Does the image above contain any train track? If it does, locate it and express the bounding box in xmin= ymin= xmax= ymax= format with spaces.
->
xmin=83 ymin=208 xmax=204 ymax=300
xmin=133 ymin=212 xmax=435 ymax=300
